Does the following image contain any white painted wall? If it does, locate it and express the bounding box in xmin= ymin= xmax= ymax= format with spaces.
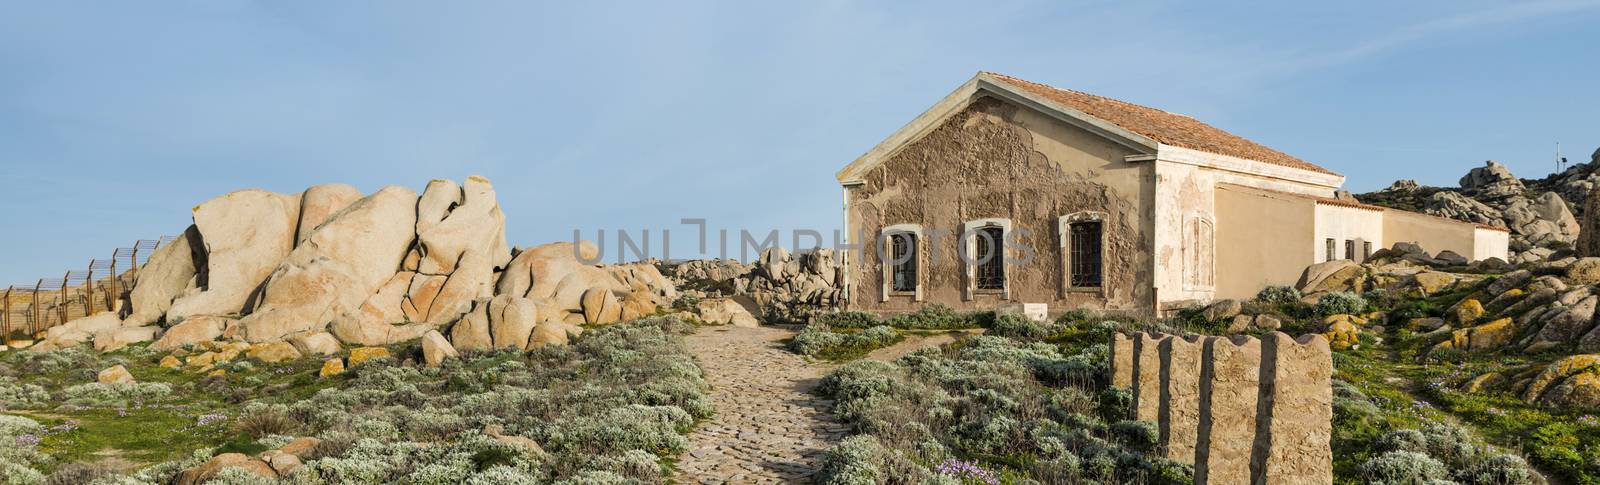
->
xmin=1313 ymin=203 xmax=1384 ymax=263
xmin=1473 ymin=228 xmax=1511 ymax=261
xmin=1151 ymin=153 xmax=1341 ymax=307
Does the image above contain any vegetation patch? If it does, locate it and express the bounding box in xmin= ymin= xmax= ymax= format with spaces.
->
xmin=0 ymin=317 xmax=709 ymax=483
xmin=813 ymin=314 xmax=1192 ymax=484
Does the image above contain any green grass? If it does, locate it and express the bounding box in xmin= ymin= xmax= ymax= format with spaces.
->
xmin=23 ymin=408 xmax=234 ymax=466
xmin=0 ymin=341 xmax=353 ymax=472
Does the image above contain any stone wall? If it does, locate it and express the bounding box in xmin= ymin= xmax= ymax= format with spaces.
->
xmin=1111 ymin=331 xmax=1332 ymax=485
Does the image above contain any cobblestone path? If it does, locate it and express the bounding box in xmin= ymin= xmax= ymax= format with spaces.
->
xmin=676 ymin=325 xmax=850 ymax=484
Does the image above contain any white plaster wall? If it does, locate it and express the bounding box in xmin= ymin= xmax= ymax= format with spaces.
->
xmin=1313 ymin=204 xmax=1384 ymax=263
xmin=1473 ymin=228 xmax=1511 ymax=261
xmin=1152 ymin=158 xmax=1340 ymax=306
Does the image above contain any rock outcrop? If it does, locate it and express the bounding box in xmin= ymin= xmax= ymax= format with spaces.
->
xmin=124 ymin=226 xmax=201 ymax=327
xmin=238 ymin=187 xmax=419 ymax=343
xmin=667 ymin=248 xmax=842 ymax=323
xmin=25 ymin=176 xmax=677 ymax=361
xmin=1358 ymin=151 xmax=1600 ymax=264
xmin=167 ymin=189 xmax=302 ymax=322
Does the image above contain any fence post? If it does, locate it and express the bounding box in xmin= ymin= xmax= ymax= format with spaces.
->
xmin=31 ymin=279 xmax=42 ymax=335
xmin=2 ymin=286 xmax=10 ymax=337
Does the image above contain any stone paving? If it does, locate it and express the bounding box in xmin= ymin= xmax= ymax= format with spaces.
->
xmin=676 ymin=325 xmax=850 ymax=484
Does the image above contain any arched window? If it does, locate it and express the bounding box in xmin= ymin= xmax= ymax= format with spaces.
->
xmin=1185 ymin=215 xmax=1214 ymax=289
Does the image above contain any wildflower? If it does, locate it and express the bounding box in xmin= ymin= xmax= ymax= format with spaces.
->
xmin=1580 ymin=415 xmax=1599 ymax=427
xmin=14 ymin=434 xmax=39 ymax=447
xmin=934 ymin=459 xmax=1000 ymax=485
xmin=1485 ymin=407 xmax=1505 ymax=417
xmin=197 ymin=413 xmax=228 ymax=427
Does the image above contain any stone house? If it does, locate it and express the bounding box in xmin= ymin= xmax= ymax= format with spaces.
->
xmin=836 ymin=72 xmax=1508 ymax=315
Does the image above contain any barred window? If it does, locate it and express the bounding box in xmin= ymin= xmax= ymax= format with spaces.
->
xmin=1070 ymin=221 xmax=1103 ymax=288
xmin=1362 ymin=241 xmax=1372 ymax=261
xmin=890 ymin=232 xmax=917 ymax=292
xmin=1345 ymin=240 xmax=1355 ymax=260
xmin=975 ymin=226 xmax=1005 ymax=290
xmin=1325 ymin=238 xmax=1336 ymax=262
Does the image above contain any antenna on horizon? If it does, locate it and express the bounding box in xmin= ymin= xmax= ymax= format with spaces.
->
xmin=1558 ymin=142 xmax=1565 ymax=173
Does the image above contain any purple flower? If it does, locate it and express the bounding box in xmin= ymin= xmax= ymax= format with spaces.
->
xmin=196 ymin=413 xmax=227 ymax=427
xmin=934 ymin=459 xmax=999 ymax=485
xmin=1580 ymin=415 xmax=1600 ymax=427
xmin=1486 ymin=407 xmax=1506 ymax=417
xmin=14 ymin=434 xmax=40 ymax=447
xmin=47 ymin=420 xmax=79 ymax=434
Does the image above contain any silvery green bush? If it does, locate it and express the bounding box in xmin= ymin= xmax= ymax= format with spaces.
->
xmin=818 ymin=331 xmax=1191 ymax=483
xmin=1315 ymin=291 xmax=1368 ymax=316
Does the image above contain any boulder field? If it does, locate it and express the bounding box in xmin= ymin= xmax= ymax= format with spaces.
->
xmin=27 ymin=176 xmax=687 ymax=367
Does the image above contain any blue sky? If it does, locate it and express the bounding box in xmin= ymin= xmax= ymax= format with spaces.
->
xmin=1 ymin=0 xmax=1597 ymax=284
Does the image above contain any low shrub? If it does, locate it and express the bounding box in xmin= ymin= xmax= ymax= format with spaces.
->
xmin=1257 ymin=286 xmax=1302 ymax=306
xmin=1359 ymin=450 xmax=1449 ymax=484
xmin=1316 ymin=292 xmax=1368 ymax=316
xmin=989 ymin=313 xmax=1062 ymax=340
xmin=883 ymin=304 xmax=992 ymax=330
xmin=788 ymin=324 xmax=903 ymax=361
xmin=818 ymin=330 xmax=1187 ymax=482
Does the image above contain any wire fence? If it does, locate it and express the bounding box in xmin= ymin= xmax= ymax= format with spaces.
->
xmin=2 ymin=237 xmax=174 ymax=339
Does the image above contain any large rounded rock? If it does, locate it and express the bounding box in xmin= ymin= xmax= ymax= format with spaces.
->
xmin=237 ymin=187 xmax=418 ymax=343
xmin=410 ymin=176 xmax=512 ymax=276
xmin=124 ymin=225 xmax=200 ymax=327
xmin=167 ymin=189 xmax=302 ymax=322
xmin=619 ymin=291 xmax=658 ymax=321
xmin=1531 ymin=294 xmax=1598 ymax=346
xmin=93 ymin=326 xmax=160 ymax=353
xmin=173 ymin=453 xmax=277 ymax=485
xmin=98 ymin=365 xmax=134 ymax=384
xmin=1541 ymin=372 xmax=1600 ymax=408
xmin=151 ymin=315 xmax=227 ymax=351
xmin=496 ymin=241 xmax=602 ymax=300
xmin=290 ymin=332 xmax=341 ymax=356
xmin=528 ymin=320 xmax=571 ymax=348
xmin=329 ymin=271 xmax=415 ymax=345
xmin=488 ymin=294 xmax=538 ymax=350
xmin=1295 ymin=260 xmax=1365 ymax=295
xmin=696 ymin=298 xmax=759 ymax=327
xmin=759 ymin=247 xmax=790 ymax=281
xmin=1523 ymin=354 xmax=1600 ymax=402
xmin=449 ymin=300 xmax=493 ymax=351
xmin=421 ymin=330 xmax=458 ymax=367
xmin=294 ymin=184 xmax=363 ymax=245
xmin=581 ymin=287 xmax=621 ymax=324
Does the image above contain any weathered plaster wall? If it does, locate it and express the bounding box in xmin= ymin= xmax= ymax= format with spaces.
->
xmin=1214 ymin=185 xmax=1315 ymax=301
xmin=1313 ymin=203 xmax=1384 ymax=263
xmin=846 ymin=95 xmax=1153 ymax=313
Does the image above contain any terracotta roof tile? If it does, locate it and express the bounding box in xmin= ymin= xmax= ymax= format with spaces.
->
xmin=984 ymin=72 xmax=1338 ymax=176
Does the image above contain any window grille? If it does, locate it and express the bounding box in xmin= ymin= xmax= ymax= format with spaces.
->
xmin=975 ymin=226 xmax=1005 ymax=290
xmin=1362 ymin=241 xmax=1372 ymax=261
xmin=1070 ymin=222 xmax=1103 ymax=288
xmin=890 ymin=233 xmax=917 ymax=292
xmin=1345 ymin=240 xmax=1355 ymax=260
xmin=1326 ymin=238 xmax=1336 ymax=262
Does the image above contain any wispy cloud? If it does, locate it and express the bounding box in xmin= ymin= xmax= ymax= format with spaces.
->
xmin=1280 ymin=0 xmax=1600 ymax=74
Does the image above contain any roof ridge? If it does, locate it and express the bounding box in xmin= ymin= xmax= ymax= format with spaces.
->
xmin=978 ymin=71 xmax=1339 ymax=177
xmin=982 ymin=72 xmax=1198 ymax=121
